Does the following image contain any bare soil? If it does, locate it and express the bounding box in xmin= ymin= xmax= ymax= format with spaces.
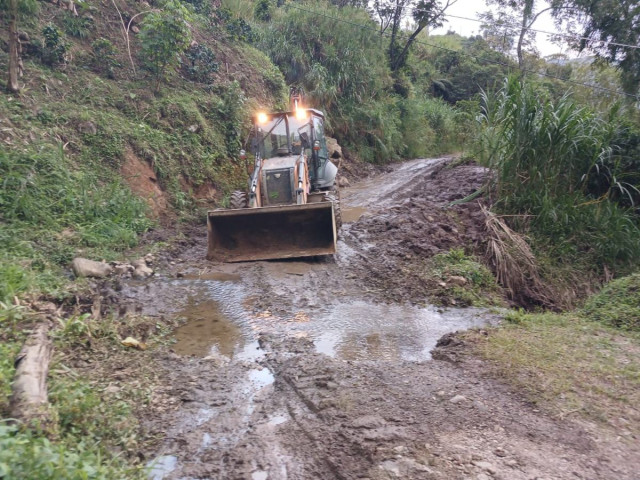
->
xmin=103 ymin=157 xmax=638 ymax=479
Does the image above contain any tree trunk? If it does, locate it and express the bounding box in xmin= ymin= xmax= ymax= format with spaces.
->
xmin=516 ymin=17 xmax=526 ymax=69
xmin=10 ymin=323 xmax=53 ymax=423
xmin=7 ymin=0 xmax=20 ymax=93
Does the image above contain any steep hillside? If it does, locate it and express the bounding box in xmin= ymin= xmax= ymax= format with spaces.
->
xmin=0 ymin=0 xmax=287 ymax=300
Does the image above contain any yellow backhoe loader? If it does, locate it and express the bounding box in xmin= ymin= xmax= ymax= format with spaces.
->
xmin=207 ymin=98 xmax=340 ymax=262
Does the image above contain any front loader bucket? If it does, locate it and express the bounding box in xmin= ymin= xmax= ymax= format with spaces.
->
xmin=207 ymin=203 xmax=336 ymax=262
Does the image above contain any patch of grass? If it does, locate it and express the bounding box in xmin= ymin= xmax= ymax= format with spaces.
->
xmin=0 ymin=421 xmax=142 ymax=480
xmin=0 ymin=146 xmax=152 ymax=301
xmin=427 ymin=248 xmax=504 ymax=307
xmin=0 ymin=304 xmax=27 ymax=415
xmin=0 ymin=304 xmax=180 ymax=479
xmin=465 ymin=309 xmax=640 ymax=431
xmin=583 ymin=274 xmax=640 ymax=331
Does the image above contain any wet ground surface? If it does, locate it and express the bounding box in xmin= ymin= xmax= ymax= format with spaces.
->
xmin=121 ymin=157 xmax=639 ymax=480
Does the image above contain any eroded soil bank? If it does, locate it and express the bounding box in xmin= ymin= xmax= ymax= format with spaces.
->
xmin=115 ymin=158 xmax=638 ymax=479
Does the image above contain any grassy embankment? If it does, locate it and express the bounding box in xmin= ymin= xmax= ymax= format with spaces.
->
xmin=463 ymin=276 xmax=640 ymax=434
xmin=465 ymin=77 xmax=640 ymax=432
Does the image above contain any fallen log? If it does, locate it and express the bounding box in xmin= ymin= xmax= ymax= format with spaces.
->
xmin=10 ymin=323 xmax=53 ymax=423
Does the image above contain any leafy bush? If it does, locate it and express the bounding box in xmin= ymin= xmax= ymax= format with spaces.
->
xmin=583 ymin=274 xmax=640 ymax=331
xmin=254 ymin=0 xmax=274 ymax=21
xmin=40 ymin=24 xmax=67 ymax=67
xmin=226 ymin=17 xmax=256 ymax=42
xmin=182 ymin=43 xmax=219 ymax=83
xmin=139 ymin=0 xmax=193 ymax=90
xmin=90 ymin=38 xmax=121 ymax=79
xmin=61 ymin=13 xmax=93 ymax=38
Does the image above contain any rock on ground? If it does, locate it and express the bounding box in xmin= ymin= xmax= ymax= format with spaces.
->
xmin=71 ymin=257 xmax=113 ymax=278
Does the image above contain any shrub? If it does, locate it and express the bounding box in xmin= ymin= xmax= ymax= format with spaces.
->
xmin=90 ymin=38 xmax=121 ymax=79
xmin=182 ymin=43 xmax=219 ymax=83
xmin=61 ymin=13 xmax=93 ymax=38
xmin=40 ymin=24 xmax=67 ymax=67
xmin=139 ymin=0 xmax=193 ymax=90
xmin=254 ymin=0 xmax=274 ymax=21
xmin=583 ymin=274 xmax=640 ymax=331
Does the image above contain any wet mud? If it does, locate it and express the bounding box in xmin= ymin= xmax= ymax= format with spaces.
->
xmin=121 ymin=157 xmax=638 ymax=479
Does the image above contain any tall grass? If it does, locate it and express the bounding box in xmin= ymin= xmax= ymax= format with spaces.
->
xmin=479 ymin=77 xmax=640 ymax=266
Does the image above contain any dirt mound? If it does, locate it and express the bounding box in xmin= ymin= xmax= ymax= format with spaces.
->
xmin=121 ymin=149 xmax=169 ymax=218
xmin=342 ymin=161 xmax=494 ymax=304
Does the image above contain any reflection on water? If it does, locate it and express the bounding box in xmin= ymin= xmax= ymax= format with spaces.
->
xmin=308 ymin=301 xmax=496 ymax=362
xmin=180 ymin=272 xmax=242 ymax=282
xmin=165 ymin=262 xmax=495 ymax=364
xmin=147 ymin=455 xmax=178 ymax=480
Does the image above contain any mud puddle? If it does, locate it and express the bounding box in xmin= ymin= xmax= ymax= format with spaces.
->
xmin=172 ymin=299 xmax=242 ymax=357
xmin=341 ymin=206 xmax=369 ymax=223
xmin=288 ymin=301 xmax=496 ymax=362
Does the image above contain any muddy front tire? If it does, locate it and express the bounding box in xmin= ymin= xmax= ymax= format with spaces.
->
xmin=229 ymin=190 xmax=248 ymax=209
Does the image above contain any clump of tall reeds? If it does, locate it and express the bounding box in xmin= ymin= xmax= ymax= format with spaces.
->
xmin=479 ymin=77 xmax=640 ymax=269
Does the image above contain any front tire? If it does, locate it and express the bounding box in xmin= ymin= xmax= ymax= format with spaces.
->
xmin=229 ymin=190 xmax=248 ymax=209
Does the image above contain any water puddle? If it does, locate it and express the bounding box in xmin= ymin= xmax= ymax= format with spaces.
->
xmin=267 ymin=413 xmax=289 ymax=426
xmin=165 ymin=277 xmax=260 ymax=359
xmin=342 ymin=206 xmax=369 ymax=223
xmin=300 ymin=301 xmax=496 ymax=362
xmin=180 ymin=271 xmax=241 ymax=282
xmin=173 ymin=299 xmax=243 ymax=357
xmin=147 ymin=455 xmax=178 ymax=480
xmin=247 ymin=367 xmax=275 ymax=390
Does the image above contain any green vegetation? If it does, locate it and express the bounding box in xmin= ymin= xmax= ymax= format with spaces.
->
xmin=0 ymin=145 xmax=151 ymax=301
xmin=479 ymin=77 xmax=640 ymax=268
xmin=256 ymin=2 xmax=471 ymax=162
xmin=139 ymin=0 xmax=193 ymax=91
xmin=427 ymin=248 xmax=503 ymax=307
xmin=465 ymin=304 xmax=640 ymax=430
xmin=0 ymin=301 xmax=181 ymax=479
xmin=583 ymin=274 xmax=640 ymax=331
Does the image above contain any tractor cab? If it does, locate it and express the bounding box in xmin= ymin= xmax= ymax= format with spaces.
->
xmin=252 ymin=109 xmax=335 ymax=190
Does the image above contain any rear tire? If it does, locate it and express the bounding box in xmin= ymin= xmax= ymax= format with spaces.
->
xmin=229 ymin=190 xmax=248 ymax=209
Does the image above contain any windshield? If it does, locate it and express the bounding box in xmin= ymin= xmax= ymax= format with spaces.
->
xmin=255 ymin=114 xmax=312 ymax=159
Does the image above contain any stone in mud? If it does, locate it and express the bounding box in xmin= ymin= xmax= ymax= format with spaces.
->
xmin=472 ymin=461 xmax=496 ymax=474
xmin=112 ymin=262 xmax=134 ymax=275
xmin=337 ymin=175 xmax=350 ymax=188
xmin=71 ymin=257 xmax=113 ymax=278
xmin=352 ymin=414 xmax=387 ymax=429
xmin=449 ymin=394 xmax=467 ymax=404
xmin=326 ymin=136 xmax=342 ymax=159
xmin=132 ymin=258 xmax=154 ymax=279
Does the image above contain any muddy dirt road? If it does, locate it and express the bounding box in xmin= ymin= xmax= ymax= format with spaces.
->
xmin=123 ymin=158 xmax=637 ymax=480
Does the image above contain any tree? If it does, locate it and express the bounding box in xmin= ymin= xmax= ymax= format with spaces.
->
xmin=373 ymin=0 xmax=456 ymax=73
xmin=1 ymin=0 xmax=38 ymax=93
xmin=552 ymin=0 xmax=640 ymax=97
xmin=478 ymin=10 xmax=534 ymax=56
xmin=139 ymin=0 xmax=193 ymax=91
xmin=484 ymin=0 xmax=561 ymax=69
